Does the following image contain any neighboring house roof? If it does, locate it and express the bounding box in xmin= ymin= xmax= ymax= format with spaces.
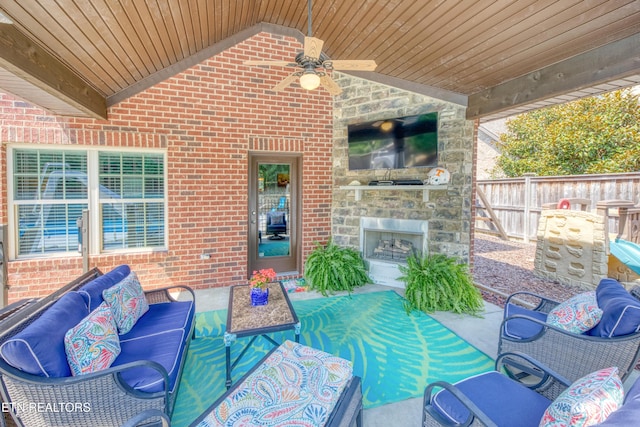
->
xmin=477 ymin=119 xmax=507 ymax=180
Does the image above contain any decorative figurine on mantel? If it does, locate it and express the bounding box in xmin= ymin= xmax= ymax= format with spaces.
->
xmin=249 ymin=268 xmax=277 ymax=306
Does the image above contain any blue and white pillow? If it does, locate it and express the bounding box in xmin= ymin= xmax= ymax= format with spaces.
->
xmin=64 ymin=302 xmax=121 ymax=376
xmin=539 ymin=367 xmax=623 ymax=427
xmin=547 ymin=291 xmax=603 ymax=334
xmin=102 ymin=271 xmax=149 ymax=334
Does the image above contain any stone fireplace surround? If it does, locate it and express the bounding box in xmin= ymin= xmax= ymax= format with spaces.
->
xmin=330 ymin=72 xmax=475 ymax=268
xmin=360 ymin=217 xmax=429 ymax=288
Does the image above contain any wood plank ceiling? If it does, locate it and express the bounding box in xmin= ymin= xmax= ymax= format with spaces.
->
xmin=0 ymin=0 xmax=638 ymax=121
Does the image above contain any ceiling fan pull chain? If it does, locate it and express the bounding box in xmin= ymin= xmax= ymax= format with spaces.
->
xmin=307 ymin=0 xmax=313 ymax=37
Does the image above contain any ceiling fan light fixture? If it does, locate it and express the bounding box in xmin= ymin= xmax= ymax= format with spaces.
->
xmin=299 ymin=72 xmax=321 ymax=90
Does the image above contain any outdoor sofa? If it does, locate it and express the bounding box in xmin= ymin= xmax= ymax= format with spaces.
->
xmin=499 ymin=277 xmax=640 ymax=387
xmin=0 ymin=265 xmax=195 ymax=427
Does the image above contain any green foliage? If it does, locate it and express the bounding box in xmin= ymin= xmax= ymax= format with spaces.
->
xmin=492 ymin=89 xmax=640 ymax=177
xmin=399 ymin=253 xmax=483 ymax=315
xmin=304 ymin=240 xmax=370 ymax=296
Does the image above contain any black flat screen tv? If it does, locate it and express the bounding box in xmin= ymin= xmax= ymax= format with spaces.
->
xmin=347 ymin=112 xmax=438 ymax=170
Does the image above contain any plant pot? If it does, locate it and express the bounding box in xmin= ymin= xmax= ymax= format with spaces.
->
xmin=250 ymin=286 xmax=269 ymax=306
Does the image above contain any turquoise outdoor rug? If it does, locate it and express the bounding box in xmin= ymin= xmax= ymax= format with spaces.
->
xmin=258 ymin=239 xmax=290 ymax=256
xmin=171 ymin=290 xmax=494 ymax=426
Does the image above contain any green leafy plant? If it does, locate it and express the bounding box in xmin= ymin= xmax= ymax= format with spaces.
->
xmin=399 ymin=253 xmax=483 ymax=315
xmin=304 ymin=240 xmax=370 ymax=296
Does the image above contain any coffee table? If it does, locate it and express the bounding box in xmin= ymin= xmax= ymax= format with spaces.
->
xmin=223 ymin=281 xmax=301 ymax=388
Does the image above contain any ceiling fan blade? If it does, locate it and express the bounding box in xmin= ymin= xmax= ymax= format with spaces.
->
xmin=320 ymin=75 xmax=342 ymax=96
xmin=304 ymin=37 xmax=324 ymax=60
xmin=329 ymin=60 xmax=377 ymax=71
xmin=244 ymin=60 xmax=296 ymax=67
xmin=272 ymin=73 xmax=300 ymax=92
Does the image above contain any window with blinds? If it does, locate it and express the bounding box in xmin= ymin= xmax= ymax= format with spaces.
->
xmin=98 ymin=152 xmax=165 ymax=250
xmin=10 ymin=147 xmax=166 ymax=257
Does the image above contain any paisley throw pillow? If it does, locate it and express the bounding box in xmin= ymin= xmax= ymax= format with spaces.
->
xmin=102 ymin=271 xmax=149 ymax=334
xmin=547 ymin=291 xmax=603 ymax=334
xmin=539 ymin=367 xmax=623 ymax=427
xmin=64 ymin=302 xmax=121 ymax=376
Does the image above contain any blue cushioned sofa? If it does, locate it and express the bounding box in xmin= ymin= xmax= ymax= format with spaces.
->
xmin=0 ymin=265 xmax=195 ymax=427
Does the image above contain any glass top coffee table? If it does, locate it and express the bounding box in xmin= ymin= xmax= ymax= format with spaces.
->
xmin=223 ymin=281 xmax=301 ymax=388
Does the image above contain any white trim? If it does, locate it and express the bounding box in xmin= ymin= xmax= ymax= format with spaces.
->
xmin=6 ymin=144 xmax=168 ymax=260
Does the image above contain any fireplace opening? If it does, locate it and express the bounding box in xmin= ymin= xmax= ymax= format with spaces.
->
xmin=364 ymin=231 xmax=422 ymax=262
xmin=360 ymin=217 xmax=428 ymax=288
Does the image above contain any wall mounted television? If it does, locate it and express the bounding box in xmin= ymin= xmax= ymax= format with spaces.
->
xmin=347 ymin=112 xmax=438 ymax=170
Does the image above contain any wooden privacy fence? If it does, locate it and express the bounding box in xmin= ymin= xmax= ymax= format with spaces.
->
xmin=476 ymin=172 xmax=640 ymax=242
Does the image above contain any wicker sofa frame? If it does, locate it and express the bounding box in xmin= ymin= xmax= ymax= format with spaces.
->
xmin=498 ymin=291 xmax=640 ymax=387
xmin=0 ymin=267 xmax=195 ymax=427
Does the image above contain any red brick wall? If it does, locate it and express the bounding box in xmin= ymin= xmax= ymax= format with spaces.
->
xmin=0 ymin=32 xmax=334 ymax=302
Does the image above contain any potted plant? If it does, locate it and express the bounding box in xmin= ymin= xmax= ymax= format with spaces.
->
xmin=249 ymin=268 xmax=277 ymax=306
xmin=304 ymin=240 xmax=370 ymax=296
xmin=398 ymin=253 xmax=483 ymax=315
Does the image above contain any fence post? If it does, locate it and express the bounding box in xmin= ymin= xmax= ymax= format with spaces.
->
xmin=523 ymin=173 xmax=537 ymax=243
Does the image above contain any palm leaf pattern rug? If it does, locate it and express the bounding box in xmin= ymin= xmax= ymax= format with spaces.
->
xmin=172 ymin=290 xmax=494 ymax=426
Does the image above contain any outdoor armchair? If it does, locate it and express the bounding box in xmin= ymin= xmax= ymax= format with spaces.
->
xmin=422 ymin=352 xmax=572 ymax=427
xmin=423 ymin=351 xmax=640 ymax=427
xmin=498 ymin=280 xmax=640 ymax=387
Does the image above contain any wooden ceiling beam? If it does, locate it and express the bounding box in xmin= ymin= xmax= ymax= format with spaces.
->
xmin=0 ymin=24 xmax=107 ymax=119
xmin=466 ymin=33 xmax=640 ymax=120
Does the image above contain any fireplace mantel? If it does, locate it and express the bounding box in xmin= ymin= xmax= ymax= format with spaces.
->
xmin=339 ymin=184 xmax=447 ymax=202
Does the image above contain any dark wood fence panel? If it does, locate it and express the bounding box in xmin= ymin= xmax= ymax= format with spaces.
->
xmin=476 ymin=173 xmax=640 ymax=242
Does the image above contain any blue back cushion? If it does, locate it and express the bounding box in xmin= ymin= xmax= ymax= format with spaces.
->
xmin=77 ymin=265 xmax=130 ymax=311
xmin=0 ymin=292 xmax=89 ymax=377
xmin=588 ymin=278 xmax=640 ymax=338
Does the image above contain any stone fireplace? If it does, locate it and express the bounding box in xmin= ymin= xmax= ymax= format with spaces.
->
xmin=360 ymin=217 xmax=429 ymax=288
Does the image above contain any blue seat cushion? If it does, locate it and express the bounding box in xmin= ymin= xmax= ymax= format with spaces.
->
xmin=503 ymin=303 xmax=548 ymax=339
xmin=0 ymin=292 xmax=89 ymax=377
xmin=114 ymin=329 xmax=187 ymax=393
xmin=431 ymin=371 xmax=551 ymax=427
xmin=77 ymin=265 xmax=130 ymax=311
xmin=588 ymin=278 xmax=640 ymax=338
xmin=118 ymin=300 xmax=194 ymax=342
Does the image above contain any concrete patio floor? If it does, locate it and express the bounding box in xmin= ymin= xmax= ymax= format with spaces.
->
xmin=187 ymin=283 xmax=640 ymax=426
xmin=187 ymin=283 xmax=504 ymax=427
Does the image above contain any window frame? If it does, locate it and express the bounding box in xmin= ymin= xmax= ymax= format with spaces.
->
xmin=7 ymin=145 xmax=168 ymax=260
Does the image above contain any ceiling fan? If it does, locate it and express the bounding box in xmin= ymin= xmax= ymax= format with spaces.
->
xmin=244 ymin=0 xmax=377 ymax=95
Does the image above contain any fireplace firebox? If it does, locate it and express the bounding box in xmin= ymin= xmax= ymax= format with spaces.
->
xmin=360 ymin=217 xmax=428 ymax=288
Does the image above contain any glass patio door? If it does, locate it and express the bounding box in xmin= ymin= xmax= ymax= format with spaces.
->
xmin=248 ymin=153 xmax=300 ymax=276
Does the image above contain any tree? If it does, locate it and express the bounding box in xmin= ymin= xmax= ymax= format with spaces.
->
xmin=491 ymin=89 xmax=640 ymax=177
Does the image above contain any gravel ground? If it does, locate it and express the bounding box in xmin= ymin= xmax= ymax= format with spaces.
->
xmin=472 ymin=234 xmax=582 ymax=307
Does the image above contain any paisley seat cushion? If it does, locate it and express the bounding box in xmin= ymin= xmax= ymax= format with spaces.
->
xmin=197 ymin=340 xmax=353 ymax=427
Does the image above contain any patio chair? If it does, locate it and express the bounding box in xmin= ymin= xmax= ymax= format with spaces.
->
xmin=423 ymin=352 xmax=570 ymax=427
xmin=423 ymin=351 xmax=640 ymax=427
xmin=266 ymin=210 xmax=286 ymax=239
xmin=498 ymin=277 xmax=640 ymax=388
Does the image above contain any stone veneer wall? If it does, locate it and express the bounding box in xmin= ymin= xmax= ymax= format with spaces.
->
xmin=330 ymin=73 xmax=476 ymax=263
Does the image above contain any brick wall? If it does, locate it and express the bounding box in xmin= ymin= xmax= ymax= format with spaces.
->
xmin=331 ymin=74 xmax=476 ymax=262
xmin=0 ymin=32 xmax=334 ymax=302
